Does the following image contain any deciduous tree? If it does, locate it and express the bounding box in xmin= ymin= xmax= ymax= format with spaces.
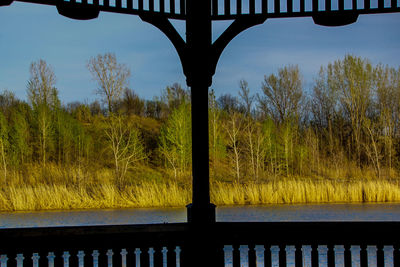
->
xmin=87 ymin=53 xmax=131 ymax=114
xmin=27 ymin=59 xmax=58 ymax=167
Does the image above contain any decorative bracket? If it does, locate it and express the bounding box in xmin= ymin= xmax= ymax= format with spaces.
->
xmin=210 ymin=15 xmax=267 ymax=77
xmin=0 ymin=0 xmax=13 ymax=6
xmin=56 ymin=1 xmax=100 ymax=20
xmin=140 ymin=14 xmax=188 ymax=78
xmin=141 ymin=13 xmax=267 ymax=87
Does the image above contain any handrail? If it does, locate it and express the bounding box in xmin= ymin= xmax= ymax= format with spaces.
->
xmin=1 ymin=222 xmax=399 ymax=266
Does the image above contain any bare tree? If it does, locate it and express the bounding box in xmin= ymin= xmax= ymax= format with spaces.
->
xmin=238 ymin=80 xmax=258 ymax=180
xmin=363 ymin=118 xmax=382 ymax=178
xmin=258 ymin=65 xmax=303 ymax=124
xmin=223 ymin=112 xmax=243 ymax=183
xmin=209 ymin=89 xmax=225 ymax=180
xmin=27 ymin=59 xmax=58 ymax=167
xmin=87 ymin=53 xmax=131 ymax=114
xmin=311 ymin=67 xmax=343 ymax=172
xmin=218 ymin=93 xmax=242 ymax=114
xmin=332 ymin=55 xmax=375 ymax=166
xmin=238 ymin=79 xmax=254 ymax=116
xmin=162 ymin=83 xmax=189 ymax=111
xmin=376 ymin=65 xmax=400 ymax=176
xmin=105 ymin=115 xmax=146 ymax=188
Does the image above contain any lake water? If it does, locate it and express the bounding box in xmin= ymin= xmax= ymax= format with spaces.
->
xmin=1 ymin=203 xmax=399 ymax=266
xmin=1 ymin=203 xmax=400 ymax=228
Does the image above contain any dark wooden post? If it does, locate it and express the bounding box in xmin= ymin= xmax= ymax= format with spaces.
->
xmin=376 ymin=245 xmax=384 ymax=267
xmin=311 ymin=244 xmax=319 ymax=267
xmin=344 ymin=245 xmax=352 ymax=267
xmin=327 ymin=244 xmax=335 ymax=267
xmin=248 ymin=244 xmax=257 ymax=267
xmin=360 ymin=245 xmax=368 ymax=267
xmin=295 ymin=244 xmax=303 ymax=267
xmin=185 ymin=0 xmax=216 ymax=224
xmin=181 ymin=1 xmax=221 ymax=266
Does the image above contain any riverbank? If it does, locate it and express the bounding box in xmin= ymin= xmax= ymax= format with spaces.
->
xmin=1 ymin=179 xmax=400 ymax=212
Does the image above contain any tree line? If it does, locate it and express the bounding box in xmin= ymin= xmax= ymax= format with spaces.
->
xmin=0 ymin=54 xmax=399 ymax=188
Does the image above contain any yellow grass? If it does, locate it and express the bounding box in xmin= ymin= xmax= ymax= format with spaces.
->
xmin=211 ymin=179 xmax=400 ymax=205
xmin=1 ymin=178 xmax=400 ymax=211
xmin=0 ymin=183 xmax=191 ymax=211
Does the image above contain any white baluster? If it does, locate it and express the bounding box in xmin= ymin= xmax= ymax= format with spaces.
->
xmin=148 ymin=248 xmax=154 ymax=267
xmin=318 ymin=245 xmax=327 ymax=266
xmin=92 ymin=250 xmax=100 ymax=267
xmin=16 ymin=254 xmax=24 ymax=267
xmin=0 ymin=254 xmax=8 ymax=267
xmin=78 ymin=251 xmax=85 ymax=267
xmin=47 ymin=252 xmax=55 ymax=267
xmin=106 ymin=250 xmax=113 ymax=267
xmin=256 ymin=245 xmax=265 ymax=267
xmin=134 ymin=249 xmax=141 ymax=267
xmin=120 ymin=249 xmax=127 ymax=267
xmin=271 ymin=246 xmax=280 ymax=267
xmin=32 ymin=253 xmax=40 ymax=267
xmin=334 ymin=245 xmax=344 ymax=267
xmin=161 ymin=247 xmax=167 ymax=267
xmin=385 ymin=245 xmax=394 ymax=267
xmin=63 ymin=252 xmax=70 ymax=267
xmin=174 ymin=247 xmax=180 ymax=267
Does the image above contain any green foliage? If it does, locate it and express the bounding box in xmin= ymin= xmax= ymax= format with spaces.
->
xmin=209 ymin=89 xmax=226 ymax=180
xmin=0 ymin=112 xmax=9 ymax=183
xmin=9 ymin=109 xmax=31 ymax=167
xmin=1 ymin=55 xmax=399 ymax=192
xmin=158 ymin=102 xmax=191 ymax=181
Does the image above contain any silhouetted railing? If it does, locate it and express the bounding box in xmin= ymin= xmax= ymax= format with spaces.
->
xmin=1 ymin=222 xmax=400 ymax=267
xmin=9 ymin=0 xmax=400 ymax=20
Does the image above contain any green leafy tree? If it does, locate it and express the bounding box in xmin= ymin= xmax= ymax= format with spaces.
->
xmin=9 ymin=108 xmax=31 ymax=167
xmin=159 ymin=102 xmax=191 ymax=181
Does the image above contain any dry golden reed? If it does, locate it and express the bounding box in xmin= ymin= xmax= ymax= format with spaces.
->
xmin=211 ymin=179 xmax=400 ymax=205
xmin=0 ymin=178 xmax=400 ymax=211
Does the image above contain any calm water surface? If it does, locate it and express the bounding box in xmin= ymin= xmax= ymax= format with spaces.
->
xmin=1 ymin=203 xmax=400 ymax=228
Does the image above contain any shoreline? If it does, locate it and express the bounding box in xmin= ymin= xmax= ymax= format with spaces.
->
xmin=2 ymin=201 xmax=400 ymax=214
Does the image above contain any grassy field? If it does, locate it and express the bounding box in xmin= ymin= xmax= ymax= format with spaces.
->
xmin=1 ymin=178 xmax=400 ymax=212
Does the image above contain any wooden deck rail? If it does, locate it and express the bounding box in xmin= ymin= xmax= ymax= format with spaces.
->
xmin=1 ymin=222 xmax=400 ymax=267
xmin=5 ymin=0 xmax=400 ymax=20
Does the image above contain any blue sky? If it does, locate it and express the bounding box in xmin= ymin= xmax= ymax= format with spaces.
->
xmin=0 ymin=2 xmax=399 ymax=104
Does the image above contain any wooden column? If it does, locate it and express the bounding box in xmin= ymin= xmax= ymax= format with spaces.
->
xmin=185 ymin=0 xmax=216 ymax=224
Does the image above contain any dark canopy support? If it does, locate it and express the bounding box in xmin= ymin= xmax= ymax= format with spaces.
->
xmin=142 ymin=1 xmax=271 ymax=225
xmin=185 ymin=0 xmax=216 ymax=224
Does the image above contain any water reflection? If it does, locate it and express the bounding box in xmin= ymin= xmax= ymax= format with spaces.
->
xmin=217 ymin=203 xmax=400 ymax=222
